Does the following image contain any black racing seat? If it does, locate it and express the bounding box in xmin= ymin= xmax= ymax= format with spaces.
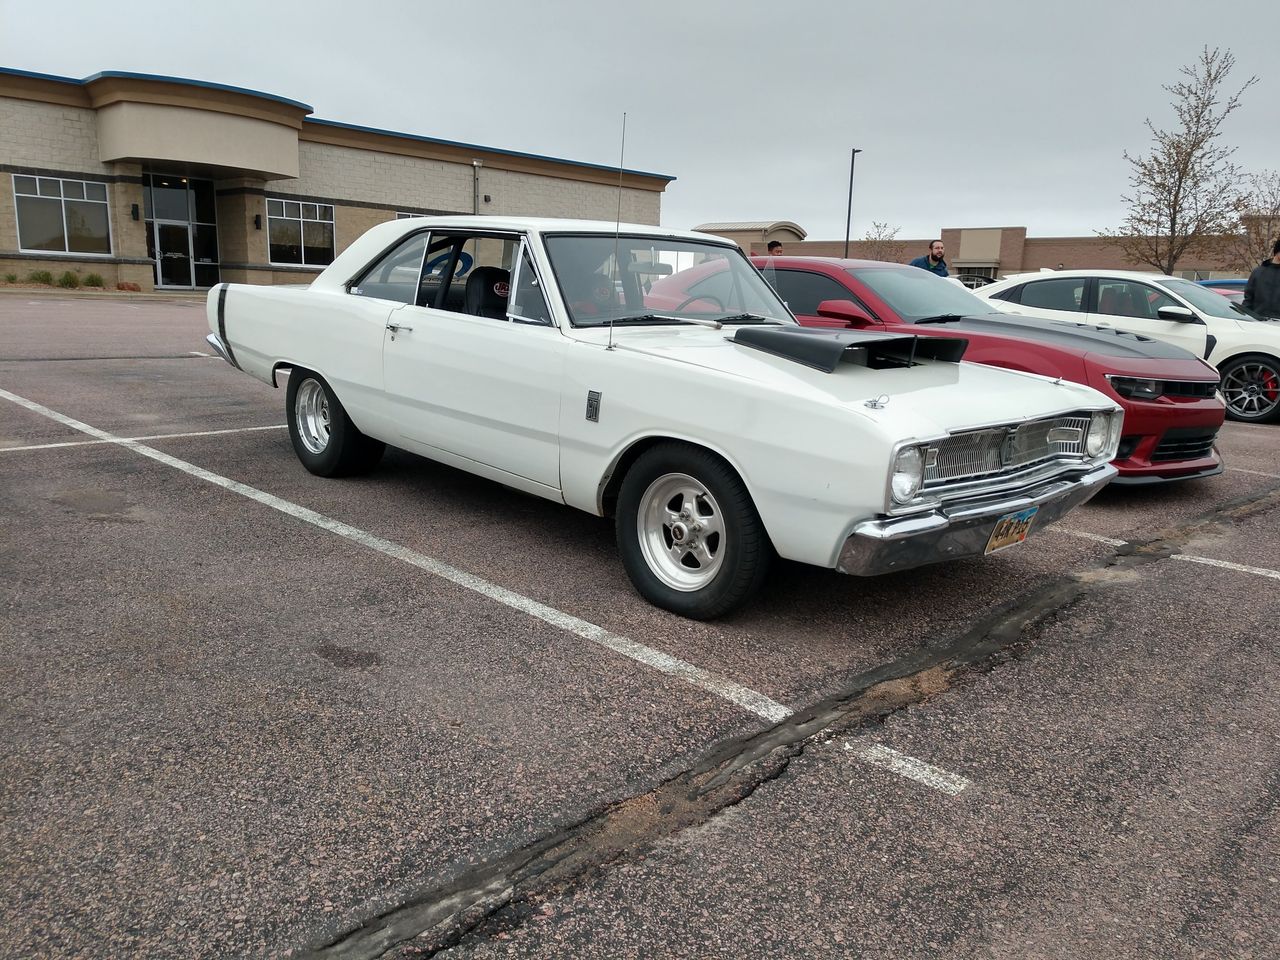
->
xmin=464 ymin=266 xmax=511 ymax=319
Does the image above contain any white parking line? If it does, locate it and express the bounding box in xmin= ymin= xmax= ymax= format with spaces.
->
xmin=1227 ymin=466 xmax=1280 ymax=479
xmin=1173 ymin=554 xmax=1280 ymax=581
xmin=1050 ymin=527 xmax=1127 ymax=547
xmin=0 ymin=386 xmax=792 ymax=724
xmin=847 ymin=743 xmax=971 ymax=796
xmin=0 ymin=424 xmax=288 ymax=453
xmin=188 ymin=350 xmax=212 ymax=357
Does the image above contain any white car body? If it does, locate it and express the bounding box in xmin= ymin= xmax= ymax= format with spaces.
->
xmin=975 ymin=269 xmax=1280 ymax=422
xmin=207 ymin=216 xmax=1120 ymax=617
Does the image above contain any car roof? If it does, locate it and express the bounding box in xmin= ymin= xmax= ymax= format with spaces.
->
xmin=749 ymin=255 xmax=911 ymax=270
xmin=988 ymin=269 xmax=1194 ymax=285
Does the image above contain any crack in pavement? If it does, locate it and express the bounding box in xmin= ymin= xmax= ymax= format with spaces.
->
xmin=300 ymin=480 xmax=1280 ymax=960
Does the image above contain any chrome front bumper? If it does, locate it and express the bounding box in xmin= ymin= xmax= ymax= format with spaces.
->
xmin=836 ymin=462 xmax=1117 ymax=576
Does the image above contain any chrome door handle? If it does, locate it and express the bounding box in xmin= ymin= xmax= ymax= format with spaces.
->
xmin=386 ymin=321 xmax=413 ymax=340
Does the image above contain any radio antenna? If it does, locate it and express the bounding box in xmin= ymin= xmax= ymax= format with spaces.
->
xmin=607 ymin=111 xmax=626 ymax=352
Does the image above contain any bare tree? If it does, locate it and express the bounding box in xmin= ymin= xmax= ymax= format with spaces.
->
xmin=861 ymin=221 xmax=907 ymax=263
xmin=1102 ymin=46 xmax=1257 ymax=274
xmin=1217 ymin=170 xmax=1280 ymax=273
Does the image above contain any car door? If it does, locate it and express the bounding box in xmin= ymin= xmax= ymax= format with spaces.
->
xmin=381 ymin=232 xmax=564 ymax=490
xmin=766 ymin=268 xmax=879 ymax=328
xmin=1085 ymin=276 xmax=1208 ymax=357
xmin=999 ymin=276 xmax=1091 ymax=325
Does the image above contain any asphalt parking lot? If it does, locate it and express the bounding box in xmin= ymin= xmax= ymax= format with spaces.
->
xmin=2 ymin=295 xmax=1279 ymax=960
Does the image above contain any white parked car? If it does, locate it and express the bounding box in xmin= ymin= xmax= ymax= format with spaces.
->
xmin=975 ymin=269 xmax=1280 ymax=423
xmin=206 ymin=217 xmax=1121 ymax=619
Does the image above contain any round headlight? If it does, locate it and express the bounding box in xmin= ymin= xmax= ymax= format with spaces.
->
xmin=891 ymin=446 xmax=925 ymax=503
xmin=1085 ymin=413 xmax=1109 ymax=458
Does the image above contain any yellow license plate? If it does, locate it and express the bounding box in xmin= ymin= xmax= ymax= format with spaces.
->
xmin=984 ymin=507 xmax=1039 ymax=554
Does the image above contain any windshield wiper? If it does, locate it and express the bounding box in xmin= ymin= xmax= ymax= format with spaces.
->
xmin=598 ymin=314 xmax=724 ymax=328
xmin=715 ymin=313 xmax=786 ymax=325
xmin=914 ymin=313 xmax=967 ymax=324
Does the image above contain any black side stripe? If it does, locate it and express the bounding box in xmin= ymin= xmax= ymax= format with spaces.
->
xmin=217 ymin=284 xmax=241 ymax=370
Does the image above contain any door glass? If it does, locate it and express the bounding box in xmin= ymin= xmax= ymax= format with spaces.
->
xmin=150 ymin=176 xmax=189 ymax=221
xmin=510 ymin=247 xmax=552 ymax=324
xmin=1095 ymin=279 xmax=1176 ymax=320
xmin=1020 ymin=278 xmax=1087 ymax=312
xmin=157 ymin=223 xmax=192 ymax=287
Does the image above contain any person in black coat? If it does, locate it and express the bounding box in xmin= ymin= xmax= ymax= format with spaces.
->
xmin=1244 ymin=238 xmax=1280 ymax=319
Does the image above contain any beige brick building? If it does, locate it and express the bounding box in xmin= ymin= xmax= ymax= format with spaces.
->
xmin=731 ymin=225 xmax=1245 ymax=281
xmin=0 ymin=67 xmax=673 ymax=292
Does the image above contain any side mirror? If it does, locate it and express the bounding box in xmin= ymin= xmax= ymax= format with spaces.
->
xmin=1157 ymin=305 xmax=1197 ymax=323
xmin=816 ymin=298 xmax=876 ymax=325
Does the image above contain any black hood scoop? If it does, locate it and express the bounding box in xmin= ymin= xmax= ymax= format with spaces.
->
xmin=731 ymin=326 xmax=968 ymax=373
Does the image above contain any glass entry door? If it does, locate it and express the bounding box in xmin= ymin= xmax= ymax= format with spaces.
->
xmin=155 ymin=221 xmax=193 ymax=288
xmin=143 ymin=173 xmax=220 ymax=289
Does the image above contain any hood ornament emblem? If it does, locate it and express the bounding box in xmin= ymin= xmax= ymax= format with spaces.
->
xmin=864 ymin=394 xmax=890 ymax=409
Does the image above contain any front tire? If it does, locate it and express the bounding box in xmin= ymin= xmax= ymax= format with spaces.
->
xmin=285 ymin=369 xmax=384 ymax=476
xmin=1219 ymin=354 xmax=1280 ymax=423
xmin=616 ymin=442 xmax=771 ymax=620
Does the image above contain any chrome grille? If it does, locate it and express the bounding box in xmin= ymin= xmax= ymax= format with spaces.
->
xmin=924 ymin=414 xmax=1093 ymax=487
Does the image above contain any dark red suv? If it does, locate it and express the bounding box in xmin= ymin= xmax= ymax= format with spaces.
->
xmin=654 ymin=255 xmax=1224 ymax=484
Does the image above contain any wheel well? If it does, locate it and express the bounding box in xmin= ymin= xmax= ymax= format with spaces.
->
xmin=270 ymin=361 xmax=296 ymax=388
xmin=600 ymin=436 xmax=744 ymax=517
xmin=1218 ymin=351 xmax=1280 ymax=370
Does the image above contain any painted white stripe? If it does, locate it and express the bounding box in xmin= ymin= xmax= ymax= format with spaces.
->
xmin=1227 ymin=466 xmax=1280 ymax=479
xmin=847 ymin=743 xmax=971 ymax=796
xmin=1051 ymin=527 xmax=1127 ymax=547
xmin=0 ymin=387 xmax=792 ymax=724
xmin=0 ymin=424 xmax=287 ymax=453
xmin=188 ymin=350 xmax=212 ymax=357
xmin=1173 ymin=554 xmax=1280 ymax=581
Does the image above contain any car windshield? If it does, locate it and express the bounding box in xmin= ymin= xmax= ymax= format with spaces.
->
xmin=1161 ymin=276 xmax=1250 ymax=320
xmin=847 ymin=266 xmax=994 ymax=321
xmin=542 ymin=233 xmax=794 ymax=327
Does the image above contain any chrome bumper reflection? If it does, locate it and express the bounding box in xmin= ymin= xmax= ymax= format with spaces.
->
xmin=206 ymin=332 xmax=234 ymax=366
xmin=837 ymin=462 xmax=1117 ymax=576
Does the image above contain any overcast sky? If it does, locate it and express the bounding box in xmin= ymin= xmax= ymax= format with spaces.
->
xmin=1 ymin=0 xmax=1274 ymax=241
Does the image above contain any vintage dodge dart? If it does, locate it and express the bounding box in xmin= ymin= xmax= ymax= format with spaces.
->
xmin=206 ymin=217 xmax=1121 ymax=619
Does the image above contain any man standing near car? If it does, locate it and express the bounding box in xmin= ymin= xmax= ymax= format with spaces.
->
xmin=1244 ymin=238 xmax=1280 ymax=318
xmin=766 ymin=240 xmax=783 ymax=256
xmin=908 ymin=240 xmax=948 ymax=277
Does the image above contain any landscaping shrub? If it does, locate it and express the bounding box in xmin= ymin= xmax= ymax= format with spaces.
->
xmin=57 ymin=271 xmax=80 ymax=289
xmin=27 ymin=270 xmax=54 ymax=285
xmin=84 ymin=273 xmax=105 ymax=287
xmin=3 ymin=273 xmax=16 ymax=284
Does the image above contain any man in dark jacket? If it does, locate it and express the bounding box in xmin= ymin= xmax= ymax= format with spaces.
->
xmin=1244 ymin=238 xmax=1280 ymax=318
xmin=908 ymin=240 xmax=948 ymax=277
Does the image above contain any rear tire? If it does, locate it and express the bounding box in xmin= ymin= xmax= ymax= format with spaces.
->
xmin=285 ymin=369 xmax=384 ymax=476
xmin=616 ymin=442 xmax=771 ymax=620
xmin=1219 ymin=354 xmax=1280 ymax=423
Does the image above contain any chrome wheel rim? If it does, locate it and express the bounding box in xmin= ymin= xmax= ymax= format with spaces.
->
xmin=1222 ymin=362 xmax=1280 ymax=419
xmin=295 ymin=379 xmax=331 ymax=454
xmin=637 ymin=472 xmax=726 ymax=592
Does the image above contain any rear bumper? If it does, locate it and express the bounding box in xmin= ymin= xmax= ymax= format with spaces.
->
xmin=206 ymin=332 xmax=236 ymax=367
xmin=836 ymin=462 xmax=1116 ymax=576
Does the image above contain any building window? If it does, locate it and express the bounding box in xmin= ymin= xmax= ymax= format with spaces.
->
xmin=267 ymin=198 xmax=334 ymax=267
xmin=396 ymin=212 xmax=427 ymax=219
xmin=12 ymin=175 xmax=111 ymax=255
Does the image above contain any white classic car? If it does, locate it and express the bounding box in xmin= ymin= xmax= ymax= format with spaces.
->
xmin=206 ymin=217 xmax=1121 ymax=619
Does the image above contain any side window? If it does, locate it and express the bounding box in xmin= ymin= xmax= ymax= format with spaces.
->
xmin=419 ymin=233 xmax=519 ymax=318
xmin=1095 ymin=279 xmax=1176 ymax=320
xmin=510 ymin=246 xmax=552 ymax=325
xmin=351 ymin=232 xmax=428 ymax=304
xmin=1019 ymin=278 xmax=1087 ymax=313
xmin=770 ymin=270 xmax=862 ymax=316
xmin=990 ymin=283 xmax=1023 ymax=303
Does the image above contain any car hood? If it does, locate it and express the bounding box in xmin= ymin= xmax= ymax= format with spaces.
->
xmin=568 ymin=325 xmax=1115 ymax=437
xmin=920 ymin=312 xmax=1202 ymax=360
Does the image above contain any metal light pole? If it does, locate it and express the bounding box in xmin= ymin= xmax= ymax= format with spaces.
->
xmin=843 ymin=148 xmax=862 ymax=259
